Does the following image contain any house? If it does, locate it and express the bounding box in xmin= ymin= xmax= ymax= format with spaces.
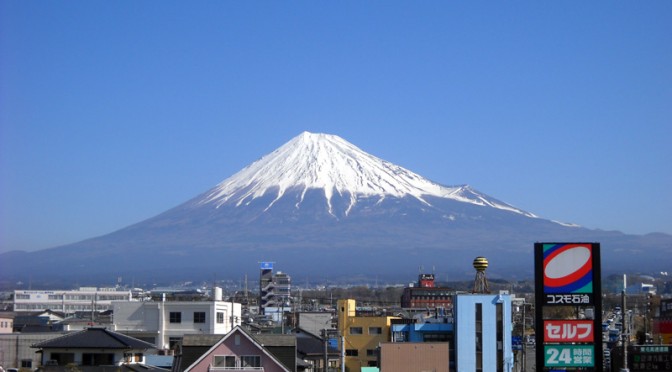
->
xmin=31 ymin=327 xmax=157 ymax=368
xmin=172 ymin=326 xmax=293 ymax=372
xmin=294 ymin=328 xmax=339 ymax=372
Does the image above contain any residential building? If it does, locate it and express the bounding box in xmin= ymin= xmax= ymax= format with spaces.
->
xmin=260 ymin=262 xmax=292 ymax=316
xmin=31 ymin=327 xmax=156 ymax=368
xmin=172 ymin=326 xmax=294 ymax=372
xmin=294 ymin=328 xmax=340 ymax=372
xmin=13 ymin=288 xmax=131 ymax=313
xmin=337 ymin=299 xmax=399 ymax=371
xmin=112 ymin=296 xmax=242 ymax=352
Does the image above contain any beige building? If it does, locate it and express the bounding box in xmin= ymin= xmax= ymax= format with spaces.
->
xmin=337 ymin=299 xmax=399 ymax=371
xmin=0 ymin=313 xmax=13 ymax=334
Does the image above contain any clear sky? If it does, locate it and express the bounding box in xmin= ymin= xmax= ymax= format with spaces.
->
xmin=1 ymin=1 xmax=670 ymax=253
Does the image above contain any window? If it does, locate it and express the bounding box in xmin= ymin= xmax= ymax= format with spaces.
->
xmin=366 ymin=349 xmax=377 ymax=357
xmin=169 ymin=312 xmax=181 ymax=323
xmin=194 ymin=312 xmax=206 ymax=323
xmin=82 ymin=353 xmax=114 ymax=366
xmin=345 ymin=349 xmax=359 ymax=356
xmin=241 ymin=356 xmax=261 ymax=368
xmin=217 ymin=312 xmax=225 ymax=324
xmin=350 ymin=327 xmax=363 ymax=335
xmin=213 ymin=356 xmax=236 ymax=367
xmin=21 ymin=359 xmax=32 ymax=368
xmin=16 ymin=294 xmax=30 ymax=300
xmin=369 ymin=327 xmax=382 ymax=335
xmin=476 ymin=303 xmax=483 ymax=372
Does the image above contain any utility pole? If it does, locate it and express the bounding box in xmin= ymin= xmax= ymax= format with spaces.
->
xmin=620 ymin=274 xmax=629 ymax=372
xmin=322 ymin=329 xmax=329 ymax=372
xmin=522 ymin=302 xmax=526 ymax=372
xmin=341 ymin=335 xmax=345 ymax=372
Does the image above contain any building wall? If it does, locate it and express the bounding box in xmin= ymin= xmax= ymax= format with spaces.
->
xmin=337 ymin=299 xmax=398 ymax=371
xmin=112 ymin=301 xmax=242 ymax=350
xmin=296 ymin=312 xmax=332 ymax=337
xmin=455 ymin=294 xmax=513 ymax=372
xmin=379 ymin=342 xmax=450 ymax=372
xmin=0 ymin=315 xmax=13 ymax=334
xmin=391 ymin=322 xmax=453 ymax=343
xmin=0 ymin=333 xmax=66 ymax=369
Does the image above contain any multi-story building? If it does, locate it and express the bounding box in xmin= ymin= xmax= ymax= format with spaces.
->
xmin=13 ymin=287 xmax=131 ymax=313
xmin=454 ymin=292 xmax=513 ymax=372
xmin=112 ymin=289 xmax=241 ymax=352
xmin=259 ymin=262 xmax=292 ymax=315
xmin=337 ymin=299 xmax=399 ymax=371
xmin=400 ymin=274 xmax=454 ymax=309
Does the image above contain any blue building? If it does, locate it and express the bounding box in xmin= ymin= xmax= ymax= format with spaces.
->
xmin=455 ymin=293 xmax=513 ymax=372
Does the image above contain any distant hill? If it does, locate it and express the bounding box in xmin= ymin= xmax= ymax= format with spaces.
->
xmin=1 ymin=132 xmax=670 ymax=288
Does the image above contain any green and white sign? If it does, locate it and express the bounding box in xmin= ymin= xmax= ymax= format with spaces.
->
xmin=544 ymin=345 xmax=594 ymax=367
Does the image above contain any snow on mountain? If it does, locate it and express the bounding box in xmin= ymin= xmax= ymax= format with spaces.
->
xmin=200 ymin=131 xmax=537 ymax=218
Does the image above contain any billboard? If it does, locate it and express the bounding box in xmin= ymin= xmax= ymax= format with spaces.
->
xmin=535 ymin=242 xmax=602 ymax=371
xmin=538 ymin=243 xmax=599 ymax=306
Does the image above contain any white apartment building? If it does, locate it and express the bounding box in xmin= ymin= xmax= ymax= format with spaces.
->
xmin=112 ymin=296 xmax=242 ymax=351
xmin=13 ymin=287 xmax=132 ymax=313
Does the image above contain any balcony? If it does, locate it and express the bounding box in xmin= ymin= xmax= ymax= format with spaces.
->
xmin=208 ymin=367 xmax=263 ymax=371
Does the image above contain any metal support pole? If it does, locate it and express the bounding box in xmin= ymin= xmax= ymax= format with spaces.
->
xmin=620 ymin=274 xmax=629 ymax=372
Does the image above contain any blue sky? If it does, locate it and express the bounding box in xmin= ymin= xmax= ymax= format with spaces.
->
xmin=1 ymin=1 xmax=670 ymax=253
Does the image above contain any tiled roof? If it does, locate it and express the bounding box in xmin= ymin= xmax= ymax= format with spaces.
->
xmin=180 ymin=334 xmax=223 ymax=346
xmin=32 ymin=327 xmax=156 ymax=349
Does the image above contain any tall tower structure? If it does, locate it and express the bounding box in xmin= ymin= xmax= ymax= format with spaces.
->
xmin=259 ymin=262 xmax=274 ymax=314
xmin=472 ymin=256 xmax=490 ymax=294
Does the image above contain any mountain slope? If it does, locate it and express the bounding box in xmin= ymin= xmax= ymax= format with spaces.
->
xmin=0 ymin=132 xmax=670 ymax=287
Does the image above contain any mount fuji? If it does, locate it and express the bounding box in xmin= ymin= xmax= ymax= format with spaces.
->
xmin=1 ymin=132 xmax=670 ymax=286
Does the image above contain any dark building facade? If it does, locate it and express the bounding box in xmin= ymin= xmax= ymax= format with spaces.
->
xmin=401 ymin=274 xmax=454 ymax=309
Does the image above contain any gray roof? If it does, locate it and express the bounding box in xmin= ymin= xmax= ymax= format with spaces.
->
xmin=32 ymin=327 xmax=156 ymax=349
xmin=251 ymin=333 xmax=296 ymax=347
xmin=180 ymin=334 xmax=223 ymax=347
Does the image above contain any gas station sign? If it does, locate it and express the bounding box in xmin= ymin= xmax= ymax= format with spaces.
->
xmin=544 ymin=320 xmax=594 ymax=343
xmin=535 ymin=242 xmax=603 ymax=371
xmin=544 ymin=345 xmax=595 ymax=368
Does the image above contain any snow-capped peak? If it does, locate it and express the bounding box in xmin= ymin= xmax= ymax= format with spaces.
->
xmin=201 ymin=132 xmax=535 ymax=217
